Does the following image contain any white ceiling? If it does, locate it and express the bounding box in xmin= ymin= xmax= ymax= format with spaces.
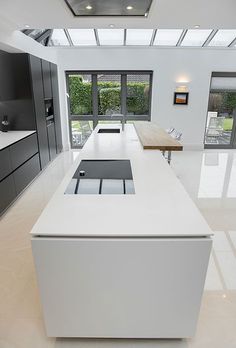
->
xmin=0 ymin=0 xmax=236 ymax=30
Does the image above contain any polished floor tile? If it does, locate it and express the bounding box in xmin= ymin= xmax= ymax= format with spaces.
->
xmin=0 ymin=149 xmax=236 ymax=347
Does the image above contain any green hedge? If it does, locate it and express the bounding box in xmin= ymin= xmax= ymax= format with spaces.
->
xmin=68 ymin=76 xmax=149 ymax=115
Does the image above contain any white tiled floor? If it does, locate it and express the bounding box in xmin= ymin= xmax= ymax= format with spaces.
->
xmin=0 ymin=149 xmax=236 ymax=347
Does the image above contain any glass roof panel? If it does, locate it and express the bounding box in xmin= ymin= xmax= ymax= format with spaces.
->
xmin=209 ymin=30 xmax=236 ymax=47
xmin=68 ymin=29 xmax=96 ymax=46
xmin=97 ymin=29 xmax=124 ymax=45
xmin=181 ymin=29 xmax=212 ymax=46
xmin=48 ymin=29 xmax=69 ymax=46
xmin=126 ymin=29 xmax=154 ymax=45
xmin=153 ymin=29 xmax=183 ymax=46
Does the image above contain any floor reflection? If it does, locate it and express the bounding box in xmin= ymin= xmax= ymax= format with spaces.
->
xmin=198 ymin=152 xmax=236 ymax=199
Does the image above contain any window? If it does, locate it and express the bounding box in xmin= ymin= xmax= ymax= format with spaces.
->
xmin=153 ymin=29 xmax=183 ymax=46
xmin=68 ymin=29 xmax=96 ymax=45
xmin=181 ymin=29 xmax=212 ymax=46
xmin=209 ymin=30 xmax=236 ymax=47
xmin=48 ymin=29 xmax=69 ymax=46
xmin=204 ymin=73 xmax=236 ymax=148
xmin=127 ymin=74 xmax=150 ymax=115
xmin=126 ymin=29 xmax=153 ymax=45
xmin=98 ymin=29 xmax=124 ymax=45
xmin=66 ymin=71 xmax=153 ymax=148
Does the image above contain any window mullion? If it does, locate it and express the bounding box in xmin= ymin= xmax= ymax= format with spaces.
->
xmin=121 ymin=74 xmax=127 ymax=120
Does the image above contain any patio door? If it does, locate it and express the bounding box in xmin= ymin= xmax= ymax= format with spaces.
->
xmin=205 ymin=73 xmax=236 ymax=149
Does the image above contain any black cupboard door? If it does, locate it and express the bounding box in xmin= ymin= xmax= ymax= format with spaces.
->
xmin=0 ymin=174 xmax=16 ymax=215
xmin=10 ymin=133 xmax=38 ymax=171
xmin=29 ymin=55 xmax=50 ymax=169
xmin=41 ymin=60 xmax=52 ymax=99
xmin=0 ymin=147 xmax=12 ymax=181
xmin=13 ymin=154 xmax=40 ymax=195
xmin=47 ymin=122 xmax=57 ymax=161
xmin=50 ymin=63 xmax=63 ymax=153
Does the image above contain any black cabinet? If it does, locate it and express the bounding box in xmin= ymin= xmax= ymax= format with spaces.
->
xmin=29 ymin=55 xmax=50 ymax=169
xmin=50 ymin=63 xmax=63 ymax=153
xmin=41 ymin=60 xmax=52 ymax=99
xmin=47 ymin=122 xmax=57 ymax=161
xmin=0 ymin=175 xmax=16 ymax=215
xmin=10 ymin=133 xmax=38 ymax=170
xmin=0 ymin=147 xmax=12 ymax=181
xmin=0 ymin=51 xmax=15 ymax=101
xmin=13 ymin=154 xmax=40 ymax=195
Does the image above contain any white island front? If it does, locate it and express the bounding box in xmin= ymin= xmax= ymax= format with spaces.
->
xmin=31 ymin=124 xmax=212 ymax=338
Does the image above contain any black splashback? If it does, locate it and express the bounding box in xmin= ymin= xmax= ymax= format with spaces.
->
xmin=0 ymin=51 xmax=36 ymax=131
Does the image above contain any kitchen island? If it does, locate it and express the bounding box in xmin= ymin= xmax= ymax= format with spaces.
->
xmin=31 ymin=123 xmax=212 ymax=338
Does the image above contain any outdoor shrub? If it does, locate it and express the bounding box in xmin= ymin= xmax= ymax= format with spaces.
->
xmin=68 ymin=75 xmax=149 ymax=115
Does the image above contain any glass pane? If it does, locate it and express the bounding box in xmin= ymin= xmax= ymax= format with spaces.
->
xmin=153 ymin=29 xmax=183 ymax=46
xmin=127 ymin=74 xmax=150 ymax=115
xmin=98 ymin=29 xmax=124 ymax=45
xmin=68 ymin=29 xmax=96 ymax=45
xmin=209 ymin=30 xmax=236 ymax=47
xmin=126 ymin=29 xmax=153 ymax=45
xmin=68 ymin=74 xmax=93 ymax=115
xmin=205 ymin=91 xmax=236 ymax=146
xmin=71 ymin=120 xmax=93 ymax=147
xmin=49 ymin=29 xmax=69 ymax=46
xmin=28 ymin=29 xmax=45 ymax=39
xmin=181 ymin=29 xmax=212 ymax=46
xmin=97 ymin=74 xmax=121 ymax=116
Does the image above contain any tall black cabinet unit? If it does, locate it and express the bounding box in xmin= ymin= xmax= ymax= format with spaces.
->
xmin=50 ymin=63 xmax=63 ymax=153
xmin=28 ymin=54 xmax=63 ymax=168
xmin=29 ymin=55 xmax=50 ymax=169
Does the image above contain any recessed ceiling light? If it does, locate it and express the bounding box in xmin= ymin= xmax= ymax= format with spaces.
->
xmin=86 ymin=5 xmax=92 ymax=10
xmin=25 ymin=24 xmax=30 ymax=28
xmin=194 ymin=25 xmax=200 ymax=29
xmin=109 ymin=24 xmax=115 ymax=28
xmin=126 ymin=6 xmax=133 ymax=10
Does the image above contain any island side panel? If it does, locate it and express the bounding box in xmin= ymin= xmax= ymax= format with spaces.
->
xmin=32 ymin=237 xmax=212 ymax=338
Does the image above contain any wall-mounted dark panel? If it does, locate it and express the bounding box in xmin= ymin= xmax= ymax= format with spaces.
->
xmin=29 ymin=55 xmax=50 ymax=169
xmin=13 ymin=153 xmax=40 ymax=195
xmin=10 ymin=133 xmax=38 ymax=171
xmin=0 ymin=50 xmax=15 ymax=101
xmin=42 ymin=59 xmax=52 ymax=99
xmin=0 ymin=174 xmax=16 ymax=215
xmin=0 ymin=147 xmax=12 ymax=182
xmin=50 ymin=63 xmax=63 ymax=153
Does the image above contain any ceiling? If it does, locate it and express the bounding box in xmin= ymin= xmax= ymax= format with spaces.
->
xmin=1 ymin=0 xmax=236 ymax=30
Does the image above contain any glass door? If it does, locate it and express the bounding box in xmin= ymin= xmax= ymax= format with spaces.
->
xmin=205 ymin=74 xmax=236 ymax=149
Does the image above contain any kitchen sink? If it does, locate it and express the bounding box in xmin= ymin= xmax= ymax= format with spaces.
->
xmin=65 ymin=160 xmax=135 ymax=195
xmin=98 ymin=128 xmax=120 ymax=133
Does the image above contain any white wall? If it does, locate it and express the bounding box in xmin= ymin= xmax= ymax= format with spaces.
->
xmin=57 ymin=47 xmax=236 ymax=150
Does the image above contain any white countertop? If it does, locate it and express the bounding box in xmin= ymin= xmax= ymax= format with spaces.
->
xmin=31 ymin=124 xmax=212 ymax=238
xmin=0 ymin=130 xmax=36 ymax=151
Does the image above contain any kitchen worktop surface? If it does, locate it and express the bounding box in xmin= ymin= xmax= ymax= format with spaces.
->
xmin=31 ymin=124 xmax=212 ymax=238
xmin=0 ymin=130 xmax=36 ymax=150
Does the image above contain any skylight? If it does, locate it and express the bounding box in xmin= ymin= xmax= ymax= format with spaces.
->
xmin=181 ymin=29 xmax=212 ymax=46
xmin=68 ymin=29 xmax=96 ymax=46
xmin=153 ymin=29 xmax=183 ymax=46
xmin=48 ymin=29 xmax=69 ymax=46
xmin=126 ymin=29 xmax=154 ymax=45
xmin=21 ymin=28 xmax=236 ymax=48
xmin=209 ymin=30 xmax=236 ymax=47
xmin=98 ymin=29 xmax=124 ymax=45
